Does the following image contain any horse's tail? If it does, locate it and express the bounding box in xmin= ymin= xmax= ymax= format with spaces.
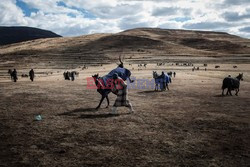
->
xmin=222 ymin=78 xmax=227 ymax=89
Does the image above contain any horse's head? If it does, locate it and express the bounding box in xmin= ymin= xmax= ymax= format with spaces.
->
xmin=92 ymin=74 xmax=99 ymax=80
xmin=153 ymin=71 xmax=158 ymax=78
xmin=238 ymin=73 xmax=243 ymax=81
xmin=236 ymin=73 xmax=243 ymax=81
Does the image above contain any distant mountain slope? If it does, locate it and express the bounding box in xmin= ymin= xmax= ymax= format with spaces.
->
xmin=0 ymin=28 xmax=249 ymax=72
xmin=119 ymin=28 xmax=250 ymax=53
xmin=0 ymin=26 xmax=61 ymax=46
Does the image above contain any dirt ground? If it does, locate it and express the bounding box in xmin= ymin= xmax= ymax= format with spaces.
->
xmin=0 ymin=63 xmax=249 ymax=167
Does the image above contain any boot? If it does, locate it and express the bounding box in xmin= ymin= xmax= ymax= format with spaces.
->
xmin=128 ymin=104 xmax=134 ymax=113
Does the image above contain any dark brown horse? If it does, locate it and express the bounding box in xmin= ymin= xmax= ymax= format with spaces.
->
xmin=92 ymin=74 xmax=111 ymax=109
xmin=222 ymin=73 xmax=243 ymax=96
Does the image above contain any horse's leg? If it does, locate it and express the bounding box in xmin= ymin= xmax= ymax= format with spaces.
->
xmin=96 ymin=95 xmax=105 ymax=109
xmin=222 ymin=89 xmax=224 ymax=96
xmin=106 ymin=95 xmax=109 ymax=108
xmin=229 ymin=88 xmax=232 ymax=96
xmin=226 ymin=88 xmax=229 ymax=95
xmin=235 ymin=88 xmax=239 ymax=96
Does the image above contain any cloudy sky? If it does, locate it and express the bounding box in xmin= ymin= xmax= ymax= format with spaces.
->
xmin=1 ymin=0 xmax=250 ymax=38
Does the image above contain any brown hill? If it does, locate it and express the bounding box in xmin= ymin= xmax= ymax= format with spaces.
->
xmin=0 ymin=28 xmax=249 ymax=73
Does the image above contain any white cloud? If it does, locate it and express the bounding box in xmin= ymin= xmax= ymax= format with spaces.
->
xmin=0 ymin=0 xmax=28 ymax=25
xmin=0 ymin=0 xmax=249 ymax=38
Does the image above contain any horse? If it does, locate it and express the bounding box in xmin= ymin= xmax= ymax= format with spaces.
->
xmin=167 ymin=71 xmax=172 ymax=77
xmin=21 ymin=74 xmax=29 ymax=77
xmin=153 ymin=71 xmax=172 ymax=91
xmin=92 ymin=74 xmax=111 ymax=109
xmin=222 ymin=73 xmax=243 ymax=96
xmin=93 ymin=56 xmax=134 ymax=109
xmin=153 ymin=71 xmax=161 ymax=91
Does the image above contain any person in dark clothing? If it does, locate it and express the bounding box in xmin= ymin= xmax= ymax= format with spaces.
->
xmin=71 ymin=72 xmax=75 ymax=81
xmin=8 ymin=69 xmax=13 ymax=80
xmin=29 ymin=69 xmax=35 ymax=81
xmin=11 ymin=69 xmax=18 ymax=82
xmin=65 ymin=71 xmax=70 ymax=80
xmin=160 ymin=71 xmax=166 ymax=91
xmin=63 ymin=72 xmax=66 ymax=80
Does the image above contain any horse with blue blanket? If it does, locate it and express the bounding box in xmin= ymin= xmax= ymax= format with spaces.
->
xmin=153 ymin=71 xmax=171 ymax=91
xmin=92 ymin=58 xmax=134 ymax=109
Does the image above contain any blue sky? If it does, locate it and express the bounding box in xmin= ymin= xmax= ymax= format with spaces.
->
xmin=16 ymin=0 xmax=39 ymax=16
xmin=0 ymin=0 xmax=250 ymax=38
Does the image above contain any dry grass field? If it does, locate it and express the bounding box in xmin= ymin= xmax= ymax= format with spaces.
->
xmin=0 ymin=62 xmax=249 ymax=167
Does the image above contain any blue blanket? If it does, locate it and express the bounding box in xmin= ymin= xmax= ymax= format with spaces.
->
xmin=166 ymin=74 xmax=171 ymax=83
xmin=102 ymin=67 xmax=131 ymax=85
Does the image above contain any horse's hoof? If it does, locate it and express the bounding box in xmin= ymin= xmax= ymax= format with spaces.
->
xmin=106 ymin=106 xmax=109 ymax=108
xmin=95 ymin=107 xmax=100 ymax=110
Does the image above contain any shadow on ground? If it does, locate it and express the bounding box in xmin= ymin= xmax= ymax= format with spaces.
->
xmin=214 ymin=94 xmax=236 ymax=97
xmin=58 ymin=107 xmax=131 ymax=119
xmin=58 ymin=107 xmax=96 ymax=116
xmin=79 ymin=113 xmax=120 ymax=119
xmin=137 ymin=90 xmax=158 ymax=94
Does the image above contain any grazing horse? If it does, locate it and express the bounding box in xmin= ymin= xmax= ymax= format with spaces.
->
xmin=222 ymin=73 xmax=243 ymax=96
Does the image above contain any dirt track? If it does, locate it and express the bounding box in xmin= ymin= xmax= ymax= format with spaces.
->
xmin=0 ymin=63 xmax=249 ymax=167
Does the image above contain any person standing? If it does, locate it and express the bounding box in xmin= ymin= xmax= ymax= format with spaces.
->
xmin=29 ymin=69 xmax=35 ymax=81
xmin=71 ymin=72 xmax=75 ymax=81
xmin=111 ymin=73 xmax=134 ymax=115
xmin=8 ymin=69 xmax=13 ymax=81
xmin=65 ymin=71 xmax=70 ymax=80
xmin=63 ymin=72 xmax=66 ymax=80
xmin=11 ymin=69 xmax=18 ymax=82
xmin=160 ymin=71 xmax=166 ymax=91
